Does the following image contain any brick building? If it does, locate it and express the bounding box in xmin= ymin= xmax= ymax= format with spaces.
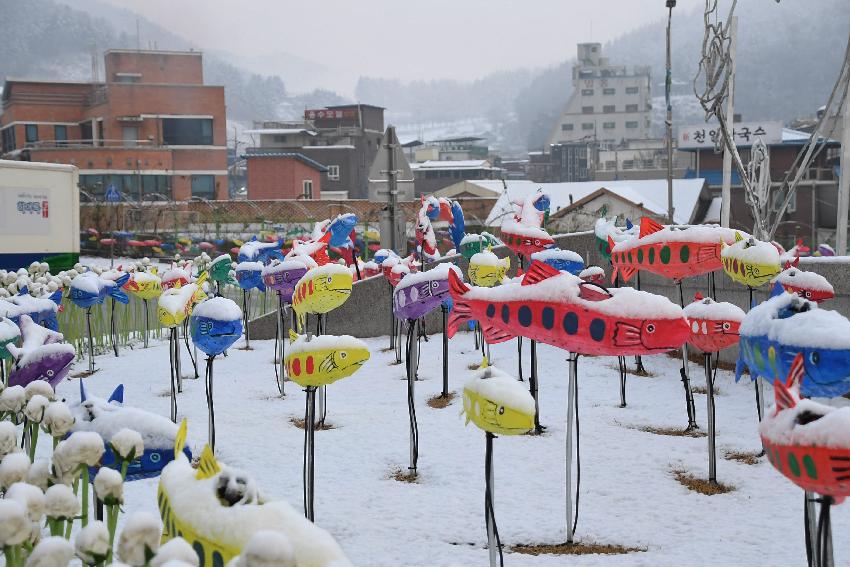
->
xmin=0 ymin=49 xmax=228 ymax=201
xmin=243 ymin=151 xmax=327 ymax=200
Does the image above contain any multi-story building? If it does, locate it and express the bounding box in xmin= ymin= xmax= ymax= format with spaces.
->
xmin=244 ymin=104 xmax=385 ymax=199
xmin=547 ymin=43 xmax=652 ymax=148
xmin=0 ymin=49 xmax=228 ymax=201
xmin=411 ymin=159 xmax=502 ymax=195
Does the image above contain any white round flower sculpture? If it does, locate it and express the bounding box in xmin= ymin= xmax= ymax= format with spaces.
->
xmin=41 ymin=402 xmax=74 ymax=438
xmin=232 ymin=531 xmax=296 ymax=567
xmin=24 ymin=381 xmax=54 ymax=402
xmin=0 ymin=499 xmax=31 ymax=548
xmin=0 ymin=452 xmax=31 ymax=490
xmin=6 ymin=482 xmax=46 ymax=523
xmin=0 ymin=385 xmax=26 ymax=415
xmin=75 ymin=521 xmax=110 ymax=565
xmin=0 ymin=422 xmax=19 ymax=459
xmin=151 ymin=538 xmax=199 ymax=567
xmin=24 ymin=394 xmax=50 ymax=422
xmin=26 ymin=459 xmax=50 ymax=492
xmin=63 ymin=431 xmax=105 ymax=467
xmin=44 ymin=485 xmax=80 ymax=522
xmin=118 ymin=512 xmax=163 ymax=566
xmin=94 ymin=467 xmax=124 ymax=506
xmin=23 ymin=536 xmax=74 ymax=567
xmin=110 ymin=429 xmax=145 ymax=463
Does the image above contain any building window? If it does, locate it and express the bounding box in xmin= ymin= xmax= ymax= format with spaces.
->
xmin=191 ymin=175 xmax=216 ymax=199
xmin=603 ymin=122 xmax=616 ymax=130
xmin=581 ymin=106 xmax=594 ymax=114
xmin=625 ymin=104 xmax=639 ymax=113
xmin=25 ymin=124 xmax=38 ymax=144
xmin=122 ymin=126 xmax=139 ymax=148
xmin=54 ymin=125 xmax=67 ymax=145
xmin=603 ymin=88 xmax=616 ymax=95
xmin=605 ymin=160 xmax=617 ymax=170
xmin=80 ymin=121 xmax=93 ymax=145
xmin=115 ymin=75 xmax=139 ymax=83
xmin=163 ymin=118 xmax=214 ymax=145
xmin=2 ymin=127 xmax=16 ymax=153
xmin=302 ymin=180 xmax=314 ymax=199
xmin=561 ymin=124 xmax=574 ymax=131
xmin=625 ymin=86 xmax=640 ymax=94
xmin=773 ymin=190 xmax=797 ymax=214
xmin=603 ymin=105 xmax=615 ymax=113
xmin=327 ymin=165 xmax=340 ymax=180
xmin=273 ymin=135 xmax=287 ymax=143
xmin=581 ymin=89 xmax=594 ymax=96
xmin=581 ymin=123 xmax=594 ymax=131
xmin=625 ymin=121 xmax=639 ymax=129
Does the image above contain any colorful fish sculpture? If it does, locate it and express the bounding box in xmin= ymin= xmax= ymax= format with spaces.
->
xmin=0 ymin=292 xmax=61 ymax=331
xmin=579 ymin=266 xmax=606 ymax=285
xmin=208 ymin=254 xmax=237 ymax=286
xmin=721 ymin=232 xmax=781 ymax=287
xmin=0 ymin=317 xmax=21 ymax=360
xmin=737 ymin=292 xmax=850 ymax=397
xmin=500 ymin=219 xmax=554 ymax=259
xmin=609 ymin=217 xmax=740 ymax=283
xmin=158 ymin=272 xmax=208 ymax=328
xmin=683 ymin=293 xmax=745 ymax=353
xmin=69 ymin=271 xmax=130 ymax=308
xmin=460 ymin=232 xmax=502 ymax=260
xmin=324 ymin=213 xmax=358 ymax=248
xmin=462 ymin=358 xmax=534 ymax=436
xmin=393 ymin=263 xmax=462 ymax=321
xmin=190 ymin=297 xmax=243 ymax=357
xmin=448 ymin=261 xmax=690 ymax=356
xmin=161 ymin=266 xmax=190 ymax=291
xmin=771 ymin=262 xmax=834 ymax=303
xmin=594 ymin=217 xmax=637 ymax=261
xmin=261 ymin=259 xmax=310 ymax=304
xmin=285 ymin=330 xmax=370 ymax=388
xmin=235 ymin=261 xmax=266 ymax=292
xmin=237 ymin=238 xmax=284 ymax=264
xmin=292 ymin=264 xmax=353 ymax=326
xmin=760 ymin=354 xmax=850 ymax=501
xmin=468 ymin=250 xmax=510 ymax=288
xmin=287 ymin=232 xmax=333 ymax=266
xmin=530 ymin=248 xmax=584 ymax=275
xmin=7 ymin=314 xmax=75 ymax=388
xmin=124 ymin=270 xmax=162 ymax=300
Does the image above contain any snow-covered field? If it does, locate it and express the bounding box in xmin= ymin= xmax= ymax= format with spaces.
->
xmin=52 ymin=329 xmax=850 ymax=566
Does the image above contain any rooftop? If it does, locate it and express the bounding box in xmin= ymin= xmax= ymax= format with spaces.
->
xmin=242 ymin=151 xmax=328 ymax=172
xmin=412 ymin=160 xmax=500 ymax=171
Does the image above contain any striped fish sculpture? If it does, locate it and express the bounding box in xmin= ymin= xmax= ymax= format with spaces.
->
xmin=123 ymin=270 xmax=162 ymax=300
xmin=609 ymin=217 xmax=740 ymax=283
xmin=393 ymin=264 xmax=461 ymax=321
xmin=285 ymin=330 xmax=370 ymax=387
xmin=157 ymin=272 xmax=208 ymax=328
xmin=683 ymin=294 xmax=745 ymax=353
xmin=448 ymin=261 xmax=690 ymax=357
xmin=469 ymin=251 xmax=510 ymax=288
xmin=760 ymin=354 xmax=850 ymax=501
xmin=463 ymin=360 xmax=534 ymax=436
xmin=720 ymin=232 xmax=781 ymax=287
xmin=69 ymin=271 xmax=131 ymax=308
xmin=772 ymin=263 xmax=834 ymax=303
xmin=292 ymin=263 xmax=353 ymax=323
xmin=261 ymin=259 xmax=309 ymax=303
xmin=159 ymin=429 xmax=351 ymax=566
xmin=737 ymin=292 xmax=850 ymax=397
xmin=7 ymin=314 xmax=75 ymax=388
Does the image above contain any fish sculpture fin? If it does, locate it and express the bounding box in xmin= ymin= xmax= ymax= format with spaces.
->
xmin=610 ymin=265 xmax=619 ymax=285
xmin=522 ymin=261 xmax=560 ymax=286
xmin=734 ymin=231 xmax=744 ymax=243
xmin=619 ymin=266 xmax=637 ymax=283
xmin=114 ymin=273 xmax=131 ymax=288
xmin=696 ymin=245 xmax=718 ymax=263
xmin=786 ymin=352 xmax=805 ymax=394
xmin=478 ymin=356 xmax=489 ymax=370
xmin=174 ymin=419 xmax=188 ymax=459
xmin=108 ymin=384 xmax=124 ymax=404
xmin=770 ymin=281 xmax=785 ymax=299
xmin=48 ymin=290 xmax=63 ymax=305
xmin=18 ymin=286 xmax=28 ymax=296
xmin=195 ymin=444 xmax=221 ymax=480
xmin=639 ymin=217 xmax=664 ymax=238
xmin=607 ymin=236 xmax=616 ymax=255
xmin=318 ymin=231 xmax=332 ymax=245
xmin=289 ymin=329 xmax=299 ymax=344
xmin=80 ymin=379 xmax=88 ymax=402
xmin=578 ymin=282 xmax=612 ymax=302
xmin=108 ymin=286 xmax=130 ymax=305
xmin=482 ymin=324 xmax=515 ymax=344
xmin=694 ymin=292 xmax=704 ymax=301
xmin=625 ymin=218 xmax=634 ymax=230
xmin=612 ymin=322 xmax=643 ymax=347
xmin=195 ymin=271 xmax=209 ymax=287
xmin=773 ymin=379 xmax=796 ymax=414
xmin=735 ymin=359 xmax=745 ymax=382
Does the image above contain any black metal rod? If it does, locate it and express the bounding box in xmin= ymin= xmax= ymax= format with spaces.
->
xmin=706 ymin=353 xmax=717 ymax=483
xmin=634 ymin=271 xmax=647 ymax=374
xmin=406 ymin=319 xmax=419 ymax=473
xmin=182 ymin=319 xmax=198 ymax=380
xmin=529 ymin=339 xmax=541 ymax=433
xmin=517 ymin=337 xmax=524 ymax=382
xmin=169 ymin=328 xmax=178 ymax=423
xmin=206 ymin=356 xmax=216 ymax=452
xmin=485 ymin=432 xmax=503 ymax=567
xmin=303 ymin=386 xmax=316 ymax=521
xmin=441 ymin=304 xmax=449 ymax=397
xmin=678 ymin=281 xmax=698 ymax=430
xmin=618 ymin=355 xmax=627 ymax=408
xmin=143 ymin=299 xmax=150 ymax=348
xmin=110 ymin=299 xmax=118 ymax=357
xmin=85 ymin=307 xmax=95 ymax=374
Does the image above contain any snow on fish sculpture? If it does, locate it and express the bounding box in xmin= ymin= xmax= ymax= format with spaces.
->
xmin=161 ymin=266 xmax=191 ymax=291
xmin=123 ymin=270 xmax=162 ymax=300
xmin=772 ymin=262 xmax=834 ymax=303
xmin=190 ymin=297 xmax=243 ymax=357
xmin=609 ymin=217 xmax=740 ymax=283
xmin=287 ymin=232 xmax=333 ymax=267
xmin=683 ymin=293 xmax=745 ymax=353
xmin=501 ymin=191 xmax=554 ymax=258
xmin=292 ymin=263 xmax=353 ymax=323
xmin=469 ymin=250 xmax=510 ymax=288
xmin=760 ymin=353 xmax=850 ymax=501
xmin=237 ymin=238 xmax=284 ymax=264
xmin=209 ymin=254 xmax=237 ymax=286
xmin=71 ymin=382 xmax=191 ymax=480
xmin=158 ymin=272 xmax=208 ymax=328
xmin=7 ymin=314 xmax=75 ymax=388
xmin=262 ymin=259 xmax=310 ymax=304
xmin=285 ymin=330 xmax=370 ymax=387
xmin=448 ymin=261 xmax=690 ymax=356
xmin=158 ymin=429 xmax=352 ymax=566
xmin=737 ymin=292 xmax=850 ymax=397
xmin=0 ymin=317 xmax=20 ymax=362
xmin=530 ymin=248 xmax=584 ymax=276
xmin=462 ymin=360 xmax=534 ymax=435
xmin=235 ymin=261 xmax=266 ymax=292
xmin=720 ymin=232 xmax=782 ymax=287
xmin=594 ymin=217 xmax=637 ymax=261
xmin=0 ymin=291 xmax=61 ymax=331
xmin=393 ymin=263 xmax=462 ymax=321
xmin=460 ymin=232 xmax=501 ymax=260
xmin=69 ymin=271 xmax=130 ymax=308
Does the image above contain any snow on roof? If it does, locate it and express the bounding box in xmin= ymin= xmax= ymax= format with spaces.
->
xmin=701 ymin=196 xmax=722 ymax=224
xmin=412 ymin=160 xmax=498 ymax=171
xmin=483 ymin=178 xmax=706 ymax=226
xmin=243 ymin=128 xmax=317 ymax=136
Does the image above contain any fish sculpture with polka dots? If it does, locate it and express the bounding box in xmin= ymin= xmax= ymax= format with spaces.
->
xmin=447 ymin=261 xmax=690 ymax=357
xmin=683 ymin=293 xmax=745 ymax=353
xmin=285 ymin=330 xmax=370 ymax=388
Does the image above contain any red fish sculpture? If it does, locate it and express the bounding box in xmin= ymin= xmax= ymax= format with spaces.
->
xmin=772 ymin=260 xmax=834 ymax=303
xmin=683 ymin=293 xmax=745 ymax=353
xmin=447 ymin=261 xmax=689 ymax=356
xmin=609 ymin=217 xmax=740 ymax=283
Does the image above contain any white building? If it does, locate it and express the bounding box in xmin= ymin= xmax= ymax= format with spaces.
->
xmin=547 ymin=43 xmax=652 ymax=148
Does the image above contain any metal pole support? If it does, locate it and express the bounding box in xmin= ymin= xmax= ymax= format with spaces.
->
xmin=565 ymin=353 xmax=578 ymax=543
xmin=705 ymin=353 xmax=717 ymax=483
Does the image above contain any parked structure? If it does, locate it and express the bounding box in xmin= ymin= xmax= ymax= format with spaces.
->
xmin=0 ymin=49 xmax=228 ymax=201
xmin=243 ymin=151 xmax=327 ymax=200
xmin=547 ymin=43 xmax=652 ymax=148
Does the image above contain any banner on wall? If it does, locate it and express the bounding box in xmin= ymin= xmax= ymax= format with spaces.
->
xmin=0 ymin=186 xmax=52 ymax=235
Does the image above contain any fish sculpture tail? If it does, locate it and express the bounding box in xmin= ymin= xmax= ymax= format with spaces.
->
xmin=446 ymin=269 xmax=472 ymax=338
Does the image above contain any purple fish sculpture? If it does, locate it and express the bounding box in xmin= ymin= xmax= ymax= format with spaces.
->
xmin=262 ymin=259 xmax=310 ymax=304
xmin=7 ymin=315 xmax=75 ymax=388
xmin=393 ymin=263 xmax=463 ymax=321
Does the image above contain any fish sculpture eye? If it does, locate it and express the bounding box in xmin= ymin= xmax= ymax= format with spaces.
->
xmin=326 ymin=276 xmax=333 ymax=283
xmin=722 ymin=322 xmax=731 ymax=331
xmin=810 ymin=351 xmax=820 ymax=365
xmin=340 ymin=351 xmax=347 ymax=359
xmin=498 ymin=406 xmax=505 ymax=415
xmin=646 ymin=323 xmax=656 ymax=333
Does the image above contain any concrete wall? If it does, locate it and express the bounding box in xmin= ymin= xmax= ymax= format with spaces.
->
xmin=248 ymin=231 xmax=850 ymax=365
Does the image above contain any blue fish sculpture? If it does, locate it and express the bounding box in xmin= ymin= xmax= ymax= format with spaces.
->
xmin=237 ymin=238 xmax=284 ymax=264
xmin=737 ymin=292 xmax=850 ymax=397
xmin=71 ymin=382 xmax=192 ymax=481
xmin=530 ymin=248 xmax=585 ymax=276
xmin=235 ymin=261 xmax=266 ymax=292
xmin=0 ymin=290 xmax=62 ymax=331
xmin=69 ymin=271 xmax=130 ymax=308
xmin=190 ymin=297 xmax=243 ymax=356
xmin=326 ymin=214 xmax=358 ymax=248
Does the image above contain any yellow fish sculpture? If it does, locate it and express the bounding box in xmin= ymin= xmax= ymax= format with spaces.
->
xmin=462 ymin=358 xmax=535 ymax=436
xmin=158 ymin=421 xmax=352 ymax=566
xmin=157 ymin=271 xmax=208 ymax=327
xmin=468 ymin=249 xmax=510 ymax=288
xmin=292 ymin=263 xmax=353 ymax=329
xmin=124 ymin=270 xmax=162 ymax=300
xmin=720 ymin=232 xmax=781 ymax=287
xmin=285 ymin=330 xmax=370 ymax=388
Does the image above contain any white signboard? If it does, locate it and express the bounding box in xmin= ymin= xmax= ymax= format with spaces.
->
xmin=678 ymin=121 xmax=783 ymax=149
xmin=0 ymin=187 xmax=52 ymax=235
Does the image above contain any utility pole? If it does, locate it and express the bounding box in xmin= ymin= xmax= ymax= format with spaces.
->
xmin=386 ymin=125 xmax=399 ymax=252
xmin=665 ymin=0 xmax=676 ymax=224
xmin=720 ymin=16 xmax=737 ymax=228
xmin=837 ymin=98 xmax=850 ymax=255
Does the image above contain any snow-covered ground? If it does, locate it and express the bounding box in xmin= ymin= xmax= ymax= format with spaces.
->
xmin=50 ymin=329 xmax=850 ymax=566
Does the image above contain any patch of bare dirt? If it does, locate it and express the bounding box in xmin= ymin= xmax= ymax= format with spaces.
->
xmin=673 ymin=470 xmax=735 ymax=495
xmin=427 ymin=392 xmax=456 ymax=409
xmin=511 ymin=542 xmax=645 ymax=556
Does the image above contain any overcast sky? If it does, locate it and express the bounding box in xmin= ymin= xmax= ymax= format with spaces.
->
xmin=100 ymin=0 xmax=699 ymax=92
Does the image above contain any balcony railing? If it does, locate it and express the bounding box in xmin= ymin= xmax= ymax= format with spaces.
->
xmin=25 ymin=139 xmax=158 ymax=150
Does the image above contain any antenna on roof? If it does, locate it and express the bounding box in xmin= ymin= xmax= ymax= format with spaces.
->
xmin=136 ymin=18 xmax=141 ymax=52
xmin=90 ymin=44 xmax=99 ymax=83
